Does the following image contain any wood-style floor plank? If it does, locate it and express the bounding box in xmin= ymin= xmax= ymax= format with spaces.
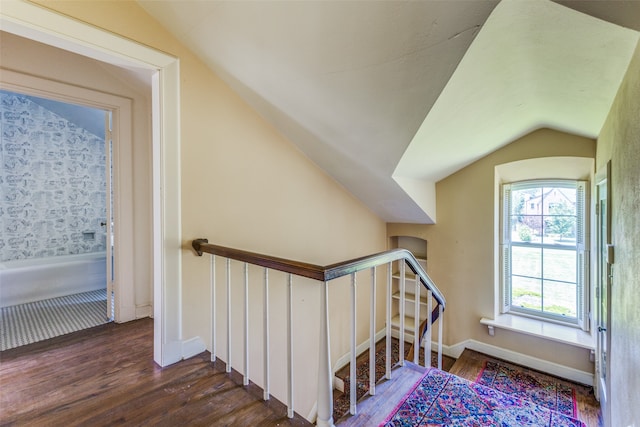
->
xmin=0 ymin=318 xmax=310 ymax=426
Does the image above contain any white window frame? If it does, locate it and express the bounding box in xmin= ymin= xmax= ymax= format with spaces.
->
xmin=501 ymin=179 xmax=589 ymax=330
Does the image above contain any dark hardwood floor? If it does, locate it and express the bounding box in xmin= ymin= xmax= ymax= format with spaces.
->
xmin=1 ymin=318 xmax=601 ymax=427
xmin=0 ymin=318 xmax=310 ymax=426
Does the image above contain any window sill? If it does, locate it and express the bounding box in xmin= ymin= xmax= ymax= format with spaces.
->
xmin=480 ymin=314 xmax=595 ymax=350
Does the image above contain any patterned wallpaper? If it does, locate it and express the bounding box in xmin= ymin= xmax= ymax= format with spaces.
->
xmin=0 ymin=93 xmax=107 ymax=262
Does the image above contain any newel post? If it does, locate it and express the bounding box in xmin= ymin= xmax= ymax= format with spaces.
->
xmin=316 ymin=281 xmax=334 ymax=427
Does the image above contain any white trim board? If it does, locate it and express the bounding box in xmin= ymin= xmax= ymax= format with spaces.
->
xmin=135 ymin=304 xmax=153 ymax=319
xmin=0 ymin=0 xmax=183 ymax=367
xmin=437 ymin=338 xmax=593 ymax=386
xmin=182 ymin=336 xmax=207 ymax=360
xmin=0 ymin=69 xmax=136 ymax=324
xmin=332 ymin=327 xmax=388 ymax=374
xmin=480 ymin=315 xmax=595 ymax=350
xmin=387 ymin=329 xmax=592 ymax=386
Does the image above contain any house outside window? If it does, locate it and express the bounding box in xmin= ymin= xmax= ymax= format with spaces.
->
xmin=501 ymin=180 xmax=588 ymax=329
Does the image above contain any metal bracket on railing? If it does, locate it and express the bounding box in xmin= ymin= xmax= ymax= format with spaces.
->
xmin=192 ymin=238 xmax=209 ymax=256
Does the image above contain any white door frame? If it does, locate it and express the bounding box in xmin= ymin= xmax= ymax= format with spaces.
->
xmin=595 ymin=161 xmax=612 ymax=426
xmin=0 ymin=0 xmax=183 ymax=366
xmin=0 ymin=70 xmax=133 ymax=322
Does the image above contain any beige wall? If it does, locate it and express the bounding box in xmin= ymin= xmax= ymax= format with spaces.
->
xmin=0 ymin=30 xmax=153 ymax=316
xmin=28 ymin=0 xmax=387 ymax=417
xmin=389 ymin=128 xmax=596 ymax=372
xmin=597 ymin=40 xmax=640 ymax=427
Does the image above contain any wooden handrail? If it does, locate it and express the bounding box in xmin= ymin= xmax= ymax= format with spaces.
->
xmin=192 ymin=238 xmax=445 ymax=309
xmin=193 ymin=238 xmax=446 ymax=424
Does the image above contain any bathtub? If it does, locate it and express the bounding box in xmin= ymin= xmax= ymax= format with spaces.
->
xmin=0 ymin=252 xmax=107 ymax=308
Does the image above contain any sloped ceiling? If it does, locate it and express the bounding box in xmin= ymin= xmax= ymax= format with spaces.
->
xmin=137 ymin=0 xmax=640 ymax=224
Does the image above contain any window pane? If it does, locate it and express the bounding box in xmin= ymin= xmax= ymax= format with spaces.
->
xmin=542 ymin=186 xmax=577 ymax=246
xmin=512 ymin=246 xmax=541 ymax=278
xmin=543 ymin=248 xmax=576 ymax=283
xmin=543 ymin=215 xmax=576 ymax=246
xmin=515 ymin=215 xmax=542 ymax=243
xmin=543 ymin=187 xmax=576 ymax=216
xmin=512 ymin=188 xmax=542 ymax=215
xmin=512 ymin=276 xmax=542 ymax=311
xmin=543 ymin=280 xmax=577 ymax=317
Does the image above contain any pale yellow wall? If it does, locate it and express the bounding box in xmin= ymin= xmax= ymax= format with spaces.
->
xmin=597 ymin=41 xmax=640 ymax=427
xmin=389 ymin=128 xmax=596 ymax=372
xmin=29 ymin=0 xmax=387 ymax=417
xmin=0 ymin=30 xmax=153 ymax=315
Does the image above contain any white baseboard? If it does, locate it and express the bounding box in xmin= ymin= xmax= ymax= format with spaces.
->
xmin=135 ymin=304 xmax=152 ymax=319
xmin=332 ymin=327 xmax=388 ymax=373
xmin=331 ymin=327 xmax=387 ymax=397
xmin=434 ymin=338 xmax=594 ymax=386
xmin=306 ymin=402 xmax=318 ymax=424
xmin=356 ymin=331 xmax=593 ymax=386
xmin=390 ymin=328 xmax=418 ymax=342
xmin=182 ymin=336 xmax=207 ymax=360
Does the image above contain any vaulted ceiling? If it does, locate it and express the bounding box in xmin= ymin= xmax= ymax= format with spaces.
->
xmin=138 ymin=0 xmax=640 ymax=223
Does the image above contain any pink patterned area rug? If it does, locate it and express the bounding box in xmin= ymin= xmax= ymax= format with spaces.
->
xmin=476 ymin=360 xmax=578 ymax=418
xmin=381 ymin=368 xmax=585 ymax=427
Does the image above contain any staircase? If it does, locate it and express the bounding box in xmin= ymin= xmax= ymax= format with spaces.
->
xmin=192 ymin=239 xmax=446 ymax=427
xmin=191 ymin=239 xmax=589 ymax=427
xmin=332 ymin=339 xmax=455 ymax=422
xmin=390 ymin=256 xmax=429 ymax=344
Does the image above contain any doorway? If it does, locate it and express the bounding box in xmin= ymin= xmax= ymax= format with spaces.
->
xmin=0 ymin=89 xmax=116 ymax=350
xmin=595 ymin=161 xmax=612 ymax=426
xmin=0 ymin=1 xmax=182 ymax=366
xmin=0 ymin=64 xmax=139 ymax=325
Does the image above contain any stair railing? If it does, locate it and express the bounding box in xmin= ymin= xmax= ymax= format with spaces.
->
xmin=192 ymin=238 xmax=445 ymax=427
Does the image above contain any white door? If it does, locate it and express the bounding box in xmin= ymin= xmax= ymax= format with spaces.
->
xmin=105 ymin=111 xmax=114 ymax=320
xmin=596 ymin=162 xmax=612 ymax=426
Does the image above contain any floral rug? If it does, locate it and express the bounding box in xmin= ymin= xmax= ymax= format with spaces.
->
xmin=476 ymin=360 xmax=578 ymax=418
xmin=381 ymin=368 xmax=585 ymax=427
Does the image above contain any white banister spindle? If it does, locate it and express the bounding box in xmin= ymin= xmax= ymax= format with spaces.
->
xmin=438 ymin=304 xmax=443 ymax=370
xmin=423 ymin=325 xmax=429 ymax=367
xmin=226 ymin=258 xmax=231 ymax=373
xmin=350 ymin=272 xmax=357 ymax=416
xmin=399 ymin=262 xmax=405 ymax=366
xmin=426 ymin=290 xmax=432 ymax=368
xmin=196 ymin=242 xmax=446 ymax=427
xmin=413 ymin=274 xmax=420 ymax=365
xmin=287 ymin=273 xmax=294 ymax=418
xmin=385 ymin=262 xmax=392 ymax=380
xmin=263 ymin=268 xmax=270 ymax=400
xmin=210 ymin=255 xmax=216 ymax=362
xmin=369 ymin=266 xmax=376 ymax=395
xmin=243 ymin=263 xmax=249 ymax=386
xmin=316 ymin=281 xmax=334 ymax=427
